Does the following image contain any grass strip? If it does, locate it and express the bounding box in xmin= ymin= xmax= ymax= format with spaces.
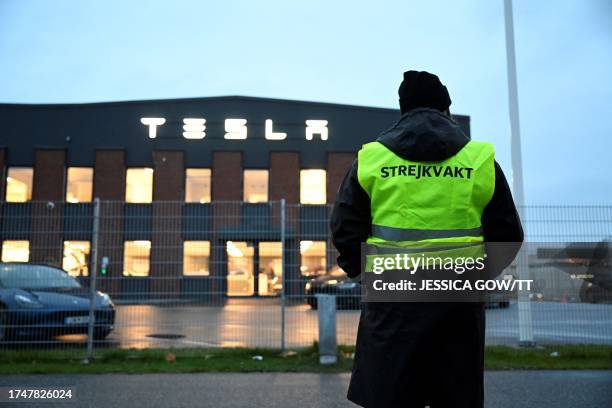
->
xmin=1 ymin=344 xmax=610 ymax=374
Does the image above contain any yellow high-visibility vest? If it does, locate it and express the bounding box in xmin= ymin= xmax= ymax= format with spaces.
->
xmin=357 ymin=140 xmax=495 ymax=262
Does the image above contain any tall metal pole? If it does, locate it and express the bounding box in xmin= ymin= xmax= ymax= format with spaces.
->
xmin=84 ymin=197 xmax=101 ymax=362
xmin=504 ymin=0 xmax=534 ymax=346
xmin=280 ymin=199 xmax=286 ymax=351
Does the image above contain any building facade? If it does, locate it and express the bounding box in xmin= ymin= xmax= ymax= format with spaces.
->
xmin=0 ymin=96 xmax=470 ymax=299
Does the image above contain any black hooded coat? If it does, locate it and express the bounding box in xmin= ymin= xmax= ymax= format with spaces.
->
xmin=330 ymin=108 xmax=524 ymax=408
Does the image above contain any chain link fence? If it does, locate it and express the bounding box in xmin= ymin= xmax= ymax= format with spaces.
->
xmin=0 ymin=201 xmax=611 ymax=358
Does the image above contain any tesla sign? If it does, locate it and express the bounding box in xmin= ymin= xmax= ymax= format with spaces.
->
xmin=140 ymin=117 xmax=328 ymax=141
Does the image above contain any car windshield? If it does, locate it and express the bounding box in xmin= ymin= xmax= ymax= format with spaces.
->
xmin=0 ymin=264 xmax=81 ymax=289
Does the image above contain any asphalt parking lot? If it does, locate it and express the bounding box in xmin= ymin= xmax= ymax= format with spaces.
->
xmin=37 ymin=299 xmax=612 ymax=349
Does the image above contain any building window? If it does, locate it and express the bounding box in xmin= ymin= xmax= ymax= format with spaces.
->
xmin=66 ymin=167 xmax=93 ymax=203
xmin=126 ymin=168 xmax=153 ymax=203
xmin=183 ymin=241 xmax=210 ymax=276
xmin=62 ymin=241 xmax=90 ymax=277
xmin=259 ymin=241 xmax=282 ymax=295
xmin=243 ymin=170 xmax=269 ymax=203
xmin=300 ymin=169 xmax=326 ymax=204
xmin=1 ymin=240 xmax=30 ymax=262
xmin=300 ymin=240 xmax=326 ymax=276
xmin=185 ymin=168 xmax=211 ymax=203
xmin=5 ymin=167 xmax=33 ymax=202
xmin=123 ymin=241 xmax=151 ymax=276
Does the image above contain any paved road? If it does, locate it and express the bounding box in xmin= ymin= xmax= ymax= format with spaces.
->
xmin=1 ymin=371 xmax=611 ymax=407
xmin=42 ymin=300 xmax=612 ymax=349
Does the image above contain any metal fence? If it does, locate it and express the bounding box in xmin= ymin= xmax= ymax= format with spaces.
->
xmin=0 ymin=200 xmax=611 ymax=358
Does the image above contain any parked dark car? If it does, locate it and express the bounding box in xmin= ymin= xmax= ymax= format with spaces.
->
xmin=0 ymin=263 xmax=115 ymax=342
xmin=486 ymin=290 xmax=511 ymax=308
xmin=305 ymin=267 xmax=361 ymax=309
xmin=554 ymin=240 xmax=612 ymax=303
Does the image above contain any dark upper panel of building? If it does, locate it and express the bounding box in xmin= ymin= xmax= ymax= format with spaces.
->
xmin=0 ymin=96 xmax=469 ymax=167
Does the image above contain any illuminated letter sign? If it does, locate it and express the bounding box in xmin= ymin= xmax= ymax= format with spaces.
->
xmin=183 ymin=118 xmax=206 ymax=139
xmin=224 ymin=118 xmax=248 ymax=140
xmin=305 ymin=120 xmax=328 ymax=141
xmin=141 ymin=116 xmax=329 ymax=141
xmin=264 ymin=119 xmax=287 ymax=140
xmin=140 ymin=117 xmax=166 ymax=139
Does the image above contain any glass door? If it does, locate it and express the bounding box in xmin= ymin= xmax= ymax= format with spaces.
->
xmin=226 ymin=241 xmax=284 ymax=296
xmin=226 ymin=241 xmax=254 ymax=296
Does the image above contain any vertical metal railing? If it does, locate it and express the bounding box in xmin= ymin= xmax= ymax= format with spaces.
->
xmin=280 ymin=198 xmax=286 ymax=351
xmin=84 ymin=198 xmax=100 ymax=362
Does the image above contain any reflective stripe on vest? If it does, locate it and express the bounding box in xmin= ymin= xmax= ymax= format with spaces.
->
xmin=357 ymin=140 xmax=495 ymax=248
xmin=372 ymin=225 xmax=483 ymax=241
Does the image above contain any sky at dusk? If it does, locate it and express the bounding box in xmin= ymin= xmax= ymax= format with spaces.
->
xmin=0 ymin=0 xmax=610 ymax=204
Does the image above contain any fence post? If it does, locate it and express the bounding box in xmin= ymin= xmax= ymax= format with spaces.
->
xmin=517 ymin=235 xmax=535 ymax=346
xmin=83 ymin=198 xmax=101 ymax=363
xmin=317 ymin=294 xmax=337 ymax=364
xmin=280 ymin=198 xmax=286 ymax=351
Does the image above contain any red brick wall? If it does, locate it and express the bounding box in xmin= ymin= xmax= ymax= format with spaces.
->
xmin=212 ymin=151 xmax=242 ymax=201
xmin=93 ymin=150 xmax=126 ymax=296
xmin=30 ymin=149 xmax=66 ymax=266
xmin=0 ymin=148 xmax=6 ymax=201
xmin=269 ymin=152 xmax=300 ymax=203
xmin=326 ymin=152 xmax=355 ymax=204
xmin=210 ymin=151 xmax=242 ymax=296
xmin=152 ymin=151 xmax=185 ymax=201
xmin=151 ymin=151 xmax=184 ymax=297
xmin=32 ymin=149 xmax=66 ymax=201
xmin=93 ymin=150 xmax=126 ymax=200
xmin=0 ymin=148 xmax=5 ymax=261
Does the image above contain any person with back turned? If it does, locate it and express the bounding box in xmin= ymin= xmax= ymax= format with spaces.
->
xmin=330 ymin=70 xmax=524 ymax=407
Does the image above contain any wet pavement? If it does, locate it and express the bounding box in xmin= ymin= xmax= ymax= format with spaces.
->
xmin=5 ymin=299 xmax=612 ymax=350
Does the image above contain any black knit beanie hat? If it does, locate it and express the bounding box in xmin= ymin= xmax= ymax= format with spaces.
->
xmin=398 ymin=70 xmax=452 ymax=114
